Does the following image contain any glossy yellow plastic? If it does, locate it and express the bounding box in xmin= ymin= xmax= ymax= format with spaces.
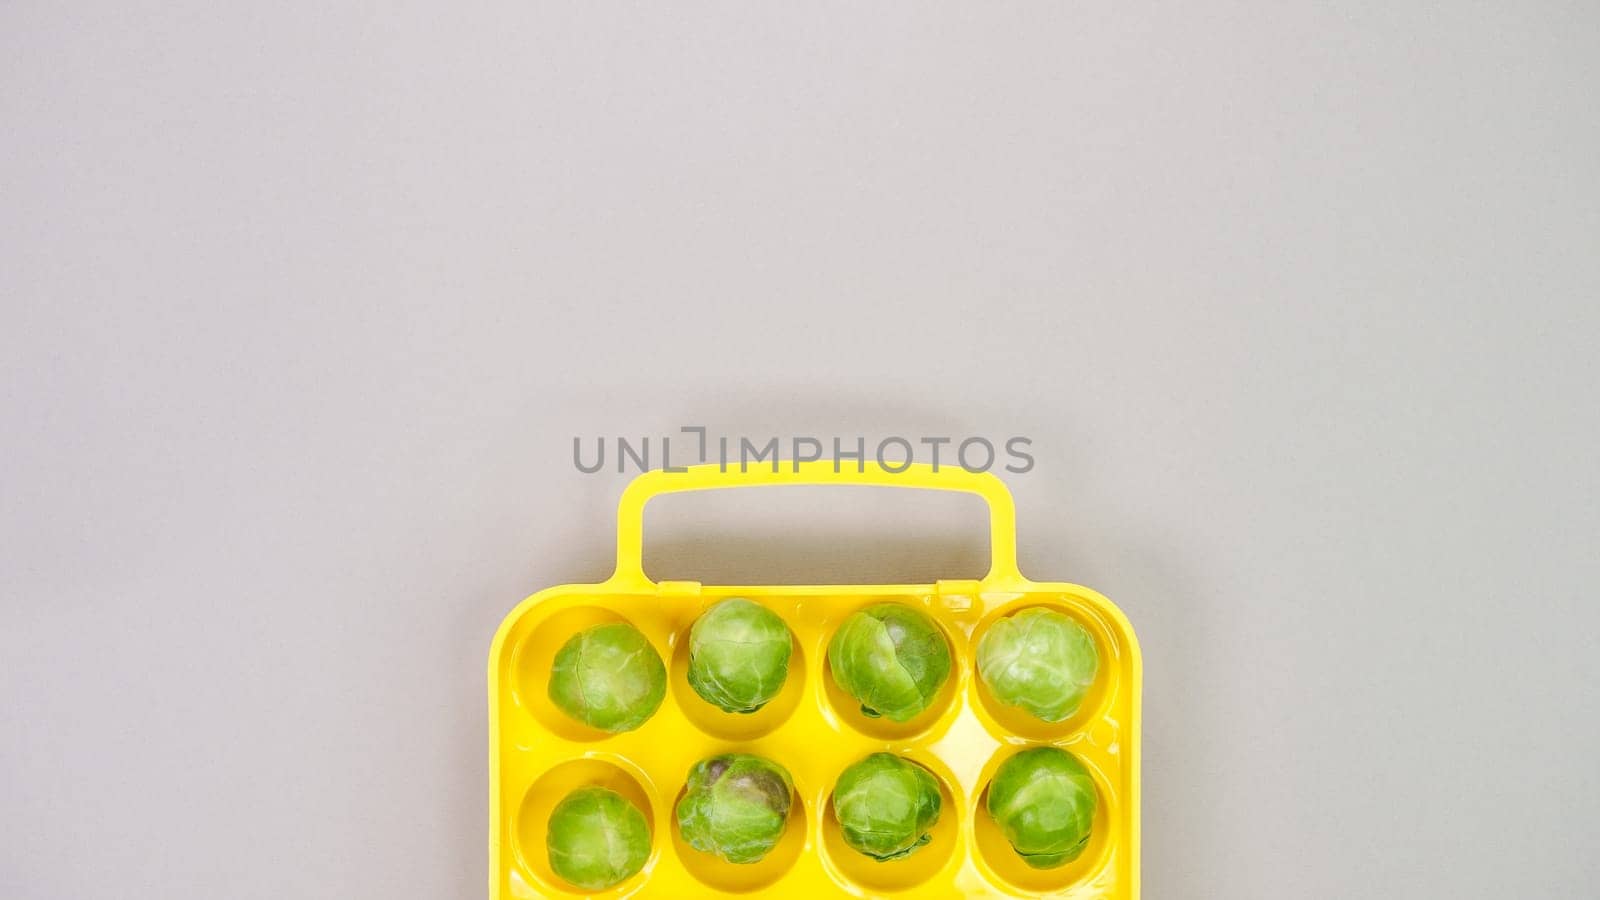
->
xmin=489 ymin=462 xmax=1141 ymax=899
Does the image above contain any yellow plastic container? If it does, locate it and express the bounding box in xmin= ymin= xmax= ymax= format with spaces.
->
xmin=489 ymin=462 xmax=1141 ymax=898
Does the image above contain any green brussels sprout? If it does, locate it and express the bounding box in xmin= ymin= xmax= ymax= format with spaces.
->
xmin=548 ymin=622 xmax=666 ymax=733
xmin=976 ymin=607 xmax=1099 ymax=723
xmin=687 ymin=598 xmax=793 ymax=714
xmin=986 ymin=747 xmax=1097 ymax=869
xmin=546 ymin=786 xmax=651 ymax=890
xmin=831 ymin=753 xmax=943 ymax=861
xmin=675 ymin=753 xmax=795 ymax=864
xmin=827 ymin=604 xmax=952 ymax=722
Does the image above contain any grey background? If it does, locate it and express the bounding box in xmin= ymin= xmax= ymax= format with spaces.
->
xmin=2 ymin=3 xmax=1596 ymax=898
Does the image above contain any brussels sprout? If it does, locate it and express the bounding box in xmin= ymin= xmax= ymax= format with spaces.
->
xmin=546 ymin=786 xmax=651 ymax=890
xmin=986 ymin=747 xmax=1096 ymax=869
xmin=976 ymin=607 xmax=1099 ymax=723
xmin=827 ymin=604 xmax=952 ymax=722
xmin=548 ymin=622 xmax=666 ymax=733
xmin=831 ymin=752 xmax=943 ymax=861
xmin=675 ymin=753 xmax=795 ymax=864
xmin=687 ymin=598 xmax=793 ymax=714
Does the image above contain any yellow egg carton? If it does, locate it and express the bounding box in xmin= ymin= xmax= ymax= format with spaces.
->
xmin=489 ymin=462 xmax=1142 ymax=898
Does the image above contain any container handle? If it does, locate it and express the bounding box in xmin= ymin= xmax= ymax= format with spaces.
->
xmin=610 ymin=461 xmax=1021 ymax=584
